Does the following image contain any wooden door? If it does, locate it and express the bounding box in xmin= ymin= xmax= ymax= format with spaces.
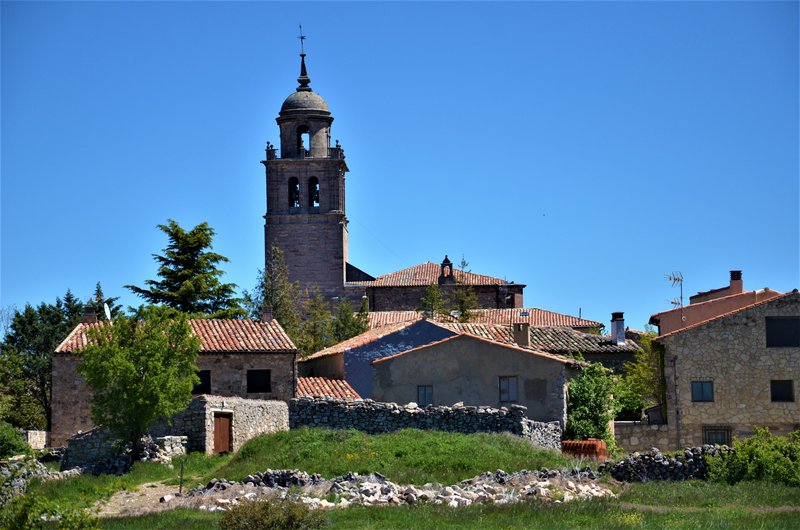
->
xmin=213 ymin=413 xmax=232 ymax=454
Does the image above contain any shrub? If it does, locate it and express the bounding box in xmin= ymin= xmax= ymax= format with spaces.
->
xmin=0 ymin=494 xmax=98 ymax=529
xmin=0 ymin=420 xmax=30 ymax=459
xmin=565 ymin=363 xmax=620 ymax=453
xmin=707 ymin=428 xmax=800 ymax=487
xmin=218 ymin=498 xmax=326 ymax=530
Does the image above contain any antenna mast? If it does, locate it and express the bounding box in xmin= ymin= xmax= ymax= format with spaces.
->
xmin=666 ymin=271 xmax=685 ymax=321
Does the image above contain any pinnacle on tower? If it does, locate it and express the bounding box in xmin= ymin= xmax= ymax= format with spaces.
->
xmin=297 ymin=54 xmax=311 ymax=91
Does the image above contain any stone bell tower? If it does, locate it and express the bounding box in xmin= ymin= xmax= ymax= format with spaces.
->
xmin=262 ymin=52 xmax=349 ymax=300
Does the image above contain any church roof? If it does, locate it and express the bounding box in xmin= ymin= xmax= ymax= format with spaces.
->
xmin=346 ymin=262 xmax=514 ymax=287
xmin=366 ymin=308 xmax=602 ymax=330
xmin=55 ymin=319 xmax=297 ymax=354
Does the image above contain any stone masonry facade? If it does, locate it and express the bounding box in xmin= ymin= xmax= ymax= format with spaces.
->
xmin=289 ymin=397 xmax=563 ymax=450
xmin=364 ymin=284 xmax=524 ymax=312
xmin=660 ymin=292 xmax=800 ymax=448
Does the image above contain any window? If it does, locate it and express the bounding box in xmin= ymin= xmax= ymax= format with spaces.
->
xmin=702 ymin=426 xmax=732 ymax=446
xmin=417 ymin=385 xmax=433 ymax=406
xmin=193 ymin=370 xmax=211 ymax=395
xmin=288 ymin=178 xmax=300 ymax=208
xmin=771 ymin=380 xmax=795 ymax=402
xmin=499 ymin=376 xmax=518 ymax=403
xmin=247 ymin=369 xmax=271 ymax=393
xmin=691 ymin=381 xmax=714 ymax=402
xmin=308 ymin=177 xmax=320 ymax=208
xmin=297 ymin=126 xmax=310 ymax=154
xmin=766 ymin=317 xmax=800 ymax=347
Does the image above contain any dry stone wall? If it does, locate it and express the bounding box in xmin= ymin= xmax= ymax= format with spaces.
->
xmin=614 ymin=422 xmax=672 ymax=453
xmin=289 ymin=397 xmax=562 ymax=450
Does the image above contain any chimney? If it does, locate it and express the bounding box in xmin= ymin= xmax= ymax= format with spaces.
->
xmin=730 ymin=270 xmax=743 ymax=295
xmin=260 ymin=305 xmax=273 ymax=323
xmin=512 ymin=322 xmax=530 ymax=348
xmin=611 ymin=312 xmax=625 ymax=346
xmin=82 ymin=307 xmax=98 ymax=324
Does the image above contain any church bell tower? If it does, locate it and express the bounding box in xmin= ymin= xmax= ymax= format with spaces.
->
xmin=262 ymin=52 xmax=349 ymax=300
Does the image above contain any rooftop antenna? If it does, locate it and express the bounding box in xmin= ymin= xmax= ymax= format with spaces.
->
xmin=666 ymin=271 xmax=685 ymax=321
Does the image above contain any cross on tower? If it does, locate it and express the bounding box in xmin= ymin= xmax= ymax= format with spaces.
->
xmin=298 ymin=24 xmax=306 ymax=54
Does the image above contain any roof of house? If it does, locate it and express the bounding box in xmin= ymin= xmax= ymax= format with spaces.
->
xmin=297 ymin=377 xmax=361 ymax=400
xmin=302 ymin=319 xmax=424 ymax=360
xmin=346 ymin=262 xmax=518 ymax=287
xmin=527 ymin=327 xmax=640 ymax=355
xmin=649 ymin=288 xmax=783 ymax=325
xmin=55 ymin=319 xmax=297 ymax=354
xmin=654 ymin=290 xmax=798 ymax=342
xmin=367 ymin=308 xmax=602 ymax=329
xmin=371 ymin=333 xmax=586 ymax=368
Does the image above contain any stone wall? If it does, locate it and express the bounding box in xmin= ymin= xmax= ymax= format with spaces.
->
xmin=367 ymin=284 xmax=523 ymax=312
xmin=22 ymin=430 xmax=49 ymax=450
xmin=289 ymin=397 xmax=562 ymax=450
xmin=51 ymin=354 xmax=94 ymax=447
xmin=602 ymin=445 xmax=733 ymax=482
xmin=614 ymin=422 xmax=672 ymax=453
xmin=660 ymin=292 xmax=800 ymax=448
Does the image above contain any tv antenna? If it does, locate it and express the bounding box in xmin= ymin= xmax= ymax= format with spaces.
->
xmin=666 ymin=271 xmax=685 ymax=321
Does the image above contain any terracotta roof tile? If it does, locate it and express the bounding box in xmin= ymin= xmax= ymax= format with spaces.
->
xmin=527 ymin=327 xmax=640 ymax=354
xmin=346 ymin=262 xmax=514 ymax=287
xmin=55 ymin=319 xmax=296 ymax=353
xmin=367 ymin=308 xmax=601 ymax=330
xmin=302 ymin=319 xmax=423 ymax=360
xmin=297 ymin=377 xmax=361 ymax=400
xmin=654 ymin=291 xmax=798 ymax=342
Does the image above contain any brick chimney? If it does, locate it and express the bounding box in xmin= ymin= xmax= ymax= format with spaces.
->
xmin=730 ymin=270 xmax=743 ymax=295
xmin=82 ymin=307 xmax=98 ymax=324
xmin=260 ymin=305 xmax=273 ymax=323
xmin=611 ymin=312 xmax=625 ymax=346
xmin=512 ymin=322 xmax=530 ymax=347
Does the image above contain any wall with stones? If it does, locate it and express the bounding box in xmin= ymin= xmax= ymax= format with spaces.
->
xmin=51 ymin=354 xmax=94 ymax=447
xmin=661 ymin=292 xmax=800 ymax=449
xmin=614 ymin=422 xmax=672 ymax=453
xmin=22 ymin=431 xmax=49 ymax=450
xmin=367 ymin=284 xmax=523 ymax=312
xmin=602 ymin=446 xmax=733 ymax=482
xmin=196 ymin=353 xmax=296 ymax=402
xmin=289 ymin=397 xmax=562 ymax=450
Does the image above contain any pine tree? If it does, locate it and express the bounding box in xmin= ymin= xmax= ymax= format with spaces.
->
xmin=125 ymin=219 xmax=245 ymax=318
xmin=420 ymin=283 xmax=446 ymax=319
xmin=86 ymin=282 xmax=123 ymax=320
xmin=243 ymin=246 xmax=302 ymax=340
xmin=331 ymin=298 xmax=369 ymax=343
xmin=449 ymin=257 xmax=478 ymax=323
xmin=296 ymin=288 xmax=333 ymax=357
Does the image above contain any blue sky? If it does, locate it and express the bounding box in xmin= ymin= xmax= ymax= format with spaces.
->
xmin=2 ymin=1 xmax=798 ymax=330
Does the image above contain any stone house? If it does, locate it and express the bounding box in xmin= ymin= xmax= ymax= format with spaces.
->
xmin=51 ymin=317 xmax=298 ymax=447
xmin=656 ymin=290 xmax=800 ymax=448
xmin=371 ymin=333 xmax=585 ymax=426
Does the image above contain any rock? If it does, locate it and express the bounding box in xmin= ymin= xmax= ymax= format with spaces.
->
xmin=160 ymin=494 xmax=175 ymax=503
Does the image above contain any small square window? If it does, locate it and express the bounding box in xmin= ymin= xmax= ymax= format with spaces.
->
xmin=499 ymin=376 xmax=518 ymax=403
xmin=691 ymin=381 xmax=714 ymax=402
xmin=247 ymin=369 xmax=271 ymax=393
xmin=417 ymin=385 xmax=433 ymax=406
xmin=766 ymin=317 xmax=800 ymax=347
xmin=771 ymin=380 xmax=795 ymax=402
xmin=193 ymin=370 xmax=211 ymax=395
xmin=703 ymin=426 xmax=731 ymax=446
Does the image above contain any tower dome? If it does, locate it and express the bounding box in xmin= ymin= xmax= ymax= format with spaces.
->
xmin=278 ymin=53 xmax=330 ymax=117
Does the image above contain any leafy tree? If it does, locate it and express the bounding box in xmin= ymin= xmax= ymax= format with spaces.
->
xmin=0 ymin=290 xmax=85 ymax=430
xmin=243 ymin=246 xmax=302 ymax=339
xmin=296 ymin=289 xmax=333 ymax=357
xmin=76 ymin=306 xmax=201 ymax=448
xmin=449 ymin=257 xmax=478 ymax=323
xmin=126 ymin=219 xmax=245 ymax=318
xmin=331 ymin=298 xmax=368 ymax=343
xmin=565 ymin=362 xmax=620 ymax=451
xmin=420 ymin=283 xmax=446 ymax=319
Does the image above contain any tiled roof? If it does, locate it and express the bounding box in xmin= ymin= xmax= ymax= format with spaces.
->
xmin=302 ymin=319 xmax=423 ymax=360
xmin=372 ymin=333 xmax=586 ymax=368
xmin=367 ymin=308 xmax=602 ymax=330
xmin=297 ymin=377 xmax=361 ymax=400
xmin=346 ymin=262 xmax=513 ymax=287
xmin=654 ymin=291 xmax=798 ymax=342
xmin=55 ymin=319 xmax=297 ymax=353
xmin=434 ymin=322 xmax=516 ymax=344
xmin=528 ymin=327 xmax=640 ymax=354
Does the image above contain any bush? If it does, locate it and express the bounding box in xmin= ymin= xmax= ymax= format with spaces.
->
xmin=0 ymin=420 xmax=30 ymax=459
xmin=707 ymin=428 xmax=800 ymax=487
xmin=0 ymin=494 xmax=98 ymax=529
xmin=565 ymin=363 xmax=620 ymax=453
xmin=218 ymin=498 xmax=326 ymax=530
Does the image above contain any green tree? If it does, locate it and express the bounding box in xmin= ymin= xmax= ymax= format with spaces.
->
xmin=76 ymin=306 xmax=201 ymax=448
xmin=331 ymin=298 xmax=368 ymax=343
xmin=619 ymin=329 xmax=665 ymax=419
xmin=126 ymin=219 xmax=245 ymax=318
xmin=296 ymin=289 xmax=333 ymax=357
xmin=85 ymin=282 xmax=123 ymax=320
xmin=565 ymin=362 xmax=620 ymax=451
xmin=0 ymin=290 xmax=85 ymax=430
xmin=420 ymin=283 xmax=446 ymax=319
xmin=449 ymin=257 xmax=478 ymax=323
xmin=243 ymin=246 xmax=302 ymax=339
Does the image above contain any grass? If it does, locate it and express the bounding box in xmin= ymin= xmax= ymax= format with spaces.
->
xmin=208 ymin=427 xmax=577 ymax=484
xmin=618 ymin=479 xmax=800 ymax=508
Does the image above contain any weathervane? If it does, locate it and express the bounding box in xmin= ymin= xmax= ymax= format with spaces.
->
xmin=298 ymin=24 xmax=306 ymax=54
